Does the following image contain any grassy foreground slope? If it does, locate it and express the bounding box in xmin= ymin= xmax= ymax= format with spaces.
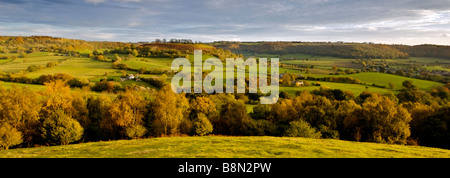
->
xmin=1 ymin=136 xmax=450 ymax=158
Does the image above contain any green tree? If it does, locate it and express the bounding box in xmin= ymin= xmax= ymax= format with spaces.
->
xmin=250 ymin=104 xmax=271 ymax=120
xmin=210 ymin=98 xmax=251 ymax=135
xmin=132 ymin=49 xmax=139 ymax=57
xmin=402 ymin=80 xmax=417 ymax=91
xmin=41 ymin=109 xmax=84 ymax=145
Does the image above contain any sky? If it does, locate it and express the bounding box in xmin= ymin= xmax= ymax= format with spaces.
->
xmin=0 ymin=0 xmax=450 ymax=45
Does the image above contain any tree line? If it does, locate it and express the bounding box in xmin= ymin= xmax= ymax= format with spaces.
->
xmin=214 ymin=41 xmax=450 ymax=59
xmin=0 ymin=79 xmax=449 ymax=150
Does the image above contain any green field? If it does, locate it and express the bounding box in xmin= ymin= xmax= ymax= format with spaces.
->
xmin=0 ymin=81 xmax=47 ymax=91
xmin=121 ymin=57 xmax=174 ymax=71
xmin=280 ymin=81 xmax=394 ymax=97
xmin=25 ymin=57 xmax=121 ymax=81
xmin=384 ymin=57 xmax=450 ymax=64
xmin=304 ymin=72 xmax=443 ymax=91
xmin=1 ymin=136 xmax=449 ymax=158
xmin=0 ymin=55 xmax=69 ymax=73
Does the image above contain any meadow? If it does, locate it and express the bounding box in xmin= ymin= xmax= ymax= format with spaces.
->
xmin=121 ymin=57 xmax=174 ymax=71
xmin=1 ymin=136 xmax=450 ymax=158
xmin=0 ymin=55 xmax=70 ymax=73
xmin=1 ymin=51 xmax=444 ymax=99
xmin=304 ymin=72 xmax=443 ymax=91
xmin=279 ymin=81 xmax=395 ymax=98
xmin=25 ymin=57 xmax=119 ymax=80
xmin=0 ymin=81 xmax=47 ymax=91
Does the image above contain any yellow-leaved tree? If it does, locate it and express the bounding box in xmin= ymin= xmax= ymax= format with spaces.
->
xmin=108 ymin=89 xmax=149 ymax=139
xmin=0 ymin=86 xmax=41 ymax=145
xmin=151 ymin=85 xmax=189 ymax=136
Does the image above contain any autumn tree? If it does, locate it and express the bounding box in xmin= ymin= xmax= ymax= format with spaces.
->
xmin=345 ymin=94 xmax=412 ymax=144
xmin=0 ymin=86 xmax=41 ymax=145
xmin=0 ymin=123 xmax=23 ymax=150
xmin=40 ymin=80 xmax=74 ymax=119
xmin=269 ymin=98 xmax=296 ymax=123
xmin=108 ymin=90 xmax=149 ymax=139
xmin=192 ymin=113 xmax=213 ymax=136
xmin=151 ymin=85 xmax=189 ymax=136
xmin=210 ymin=97 xmax=252 ymax=135
xmin=70 ymin=90 xmax=89 ymax=129
xmin=86 ymin=95 xmax=112 ymax=140
xmin=409 ymin=104 xmax=450 ymax=148
xmin=297 ymin=95 xmax=339 ymax=138
xmin=189 ymin=96 xmax=216 ymax=118
xmin=336 ymin=100 xmax=361 ymax=140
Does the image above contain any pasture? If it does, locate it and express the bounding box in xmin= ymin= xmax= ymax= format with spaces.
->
xmin=25 ymin=57 xmax=121 ymax=81
xmin=1 ymin=136 xmax=449 ymax=158
xmin=279 ymin=81 xmax=395 ymax=98
xmin=0 ymin=54 xmax=70 ymax=73
xmin=304 ymin=72 xmax=443 ymax=91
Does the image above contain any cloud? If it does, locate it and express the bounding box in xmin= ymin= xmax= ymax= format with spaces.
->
xmin=84 ymin=0 xmax=106 ymax=5
xmin=84 ymin=0 xmax=140 ymax=5
xmin=126 ymin=21 xmax=142 ymax=27
xmin=1 ymin=0 xmax=450 ymax=45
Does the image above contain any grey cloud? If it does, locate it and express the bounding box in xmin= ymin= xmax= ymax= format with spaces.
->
xmin=0 ymin=0 xmax=450 ymax=44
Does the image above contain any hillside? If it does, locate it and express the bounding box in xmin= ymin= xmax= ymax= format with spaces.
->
xmin=1 ymin=136 xmax=450 ymax=158
xmin=213 ymin=41 xmax=450 ymax=59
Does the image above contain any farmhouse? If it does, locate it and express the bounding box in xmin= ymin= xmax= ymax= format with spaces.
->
xmin=120 ymin=74 xmax=140 ymax=81
xmin=294 ymin=80 xmax=304 ymax=86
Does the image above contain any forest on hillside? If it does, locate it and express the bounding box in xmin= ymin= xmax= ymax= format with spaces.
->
xmin=213 ymin=41 xmax=450 ymax=59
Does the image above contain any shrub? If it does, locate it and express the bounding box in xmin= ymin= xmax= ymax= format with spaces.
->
xmin=67 ymin=78 xmax=87 ymax=88
xmin=124 ymin=125 xmax=147 ymax=139
xmin=27 ymin=65 xmax=38 ymax=72
xmin=246 ymin=119 xmax=278 ymax=136
xmin=92 ymin=80 xmax=124 ymax=93
xmin=192 ymin=113 xmax=213 ymax=136
xmin=0 ymin=123 xmax=23 ymax=150
xmin=141 ymin=77 xmax=166 ymax=89
xmin=284 ymin=120 xmax=322 ymax=138
xmin=18 ymin=51 xmax=27 ymax=58
xmin=46 ymin=61 xmax=56 ymax=68
xmin=41 ymin=110 xmax=84 ymax=145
